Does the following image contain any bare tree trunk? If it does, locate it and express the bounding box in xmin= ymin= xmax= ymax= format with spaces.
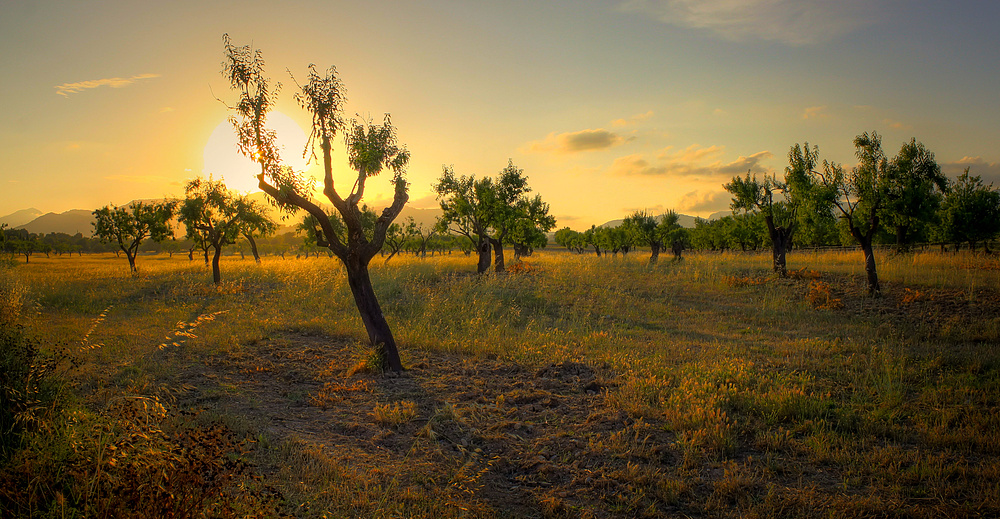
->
xmin=345 ymin=256 xmax=403 ymax=372
xmin=649 ymin=242 xmax=660 ymax=265
xmin=861 ymin=239 xmax=880 ymax=295
xmin=246 ymin=234 xmax=261 ymax=263
xmin=477 ymin=237 xmax=491 ymax=274
xmin=490 ymin=237 xmax=505 ymax=273
xmin=126 ymin=251 xmax=137 ymax=272
xmin=211 ymin=245 xmax=222 ymax=285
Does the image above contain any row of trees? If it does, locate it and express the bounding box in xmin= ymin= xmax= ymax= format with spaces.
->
xmin=553 ymin=133 xmax=999 ymax=297
xmin=720 ymin=133 xmax=999 ymax=294
xmin=553 ymin=211 xmax=688 ymax=265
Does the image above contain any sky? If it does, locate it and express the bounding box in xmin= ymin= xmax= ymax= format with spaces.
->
xmin=2 ymin=0 xmax=999 ymax=229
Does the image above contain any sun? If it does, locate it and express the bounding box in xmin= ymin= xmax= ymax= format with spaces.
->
xmin=202 ymin=111 xmax=310 ymax=194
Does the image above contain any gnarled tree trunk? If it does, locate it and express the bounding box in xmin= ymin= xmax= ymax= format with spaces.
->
xmin=211 ymin=244 xmax=223 ymax=285
xmin=477 ymin=237 xmax=491 ymax=274
xmin=345 ymin=255 xmax=403 ymax=372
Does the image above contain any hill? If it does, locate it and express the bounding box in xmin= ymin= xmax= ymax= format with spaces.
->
xmin=16 ymin=209 xmax=95 ymax=236
xmin=599 ymin=212 xmax=699 ymax=229
xmin=0 ymin=208 xmax=43 ymax=229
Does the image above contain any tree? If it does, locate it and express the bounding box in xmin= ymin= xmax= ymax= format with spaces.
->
xmin=435 ymin=166 xmax=494 ymax=273
xmin=936 ymin=168 xmax=1000 ymax=252
xmin=622 ymin=211 xmax=664 ymax=265
xmin=179 ymin=177 xmax=274 ymax=284
xmin=382 ymin=218 xmax=415 ymax=264
xmin=92 ymin=200 xmax=177 ymax=272
xmin=724 ymin=143 xmax=829 ymax=277
xmin=882 ymin=139 xmax=948 ymax=251
xmin=224 ymin=36 xmax=409 ymax=372
xmin=659 ymin=210 xmax=688 ymax=261
xmin=817 ymin=132 xmax=890 ymax=295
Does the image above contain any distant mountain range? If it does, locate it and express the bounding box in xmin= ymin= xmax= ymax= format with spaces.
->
xmin=2 ymin=201 xmax=731 ymax=237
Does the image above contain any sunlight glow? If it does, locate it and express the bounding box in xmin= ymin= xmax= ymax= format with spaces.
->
xmin=202 ymin=111 xmax=309 ymax=194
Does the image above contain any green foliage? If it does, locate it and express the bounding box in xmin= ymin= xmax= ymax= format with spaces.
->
xmin=92 ymin=200 xmax=176 ymax=272
xmin=936 ymin=168 xmax=1000 ymax=250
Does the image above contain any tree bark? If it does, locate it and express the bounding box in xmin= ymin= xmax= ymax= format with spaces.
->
xmin=649 ymin=242 xmax=660 ymax=265
xmin=345 ymin=256 xmax=403 ymax=372
xmin=476 ymin=237 xmax=491 ymax=274
xmin=126 ymin=251 xmax=137 ymax=272
xmin=211 ymin=245 xmax=222 ymax=285
xmin=248 ymin=234 xmax=261 ymax=263
xmin=491 ymin=237 xmax=505 ymax=273
xmin=861 ymin=239 xmax=880 ymax=295
xmin=895 ymin=224 xmax=909 ymax=253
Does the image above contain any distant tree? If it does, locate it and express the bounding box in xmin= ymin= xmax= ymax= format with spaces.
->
xmin=554 ymin=227 xmax=587 ymax=253
xmin=936 ymin=168 xmax=1000 ymax=252
xmin=584 ymin=225 xmax=604 ymax=256
xmin=660 ymin=211 xmax=688 ymax=261
xmin=224 ymin=36 xmax=410 ymax=372
xmin=882 ymin=139 xmax=948 ymax=251
xmin=410 ymin=219 xmax=437 ymax=258
xmin=92 ymin=200 xmax=177 ymax=272
xmin=623 ymin=211 xmax=664 ymax=264
xmin=179 ymin=177 xmax=274 ymax=284
xmin=382 ymin=217 xmax=415 ymax=264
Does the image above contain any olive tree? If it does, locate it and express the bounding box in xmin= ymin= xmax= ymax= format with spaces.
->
xmin=179 ymin=177 xmax=274 ymax=284
xmin=92 ymin=200 xmax=177 ymax=272
xmin=817 ymin=132 xmax=890 ymax=295
xmin=223 ymin=35 xmax=409 ymax=372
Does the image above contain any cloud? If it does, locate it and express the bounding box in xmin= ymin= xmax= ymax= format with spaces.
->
xmin=802 ymin=106 xmax=828 ymax=120
xmin=611 ymin=111 xmax=654 ymax=127
xmin=942 ymin=156 xmax=1000 ymax=185
xmin=527 ymin=129 xmax=624 ymax=154
xmin=610 ymin=145 xmax=772 ymax=178
xmin=55 ymin=73 xmax=161 ymax=97
xmin=526 ymin=128 xmax=626 ymax=154
xmin=883 ymin=118 xmax=912 ymax=130
xmin=621 ymin=0 xmax=871 ymax=46
xmin=677 ymin=190 xmax=731 ymax=213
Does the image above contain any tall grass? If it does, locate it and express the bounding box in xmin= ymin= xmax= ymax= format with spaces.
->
xmin=3 ymin=248 xmax=999 ymax=517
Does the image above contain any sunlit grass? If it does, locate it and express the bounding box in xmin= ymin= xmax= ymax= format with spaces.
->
xmin=4 ymin=248 xmax=999 ymax=517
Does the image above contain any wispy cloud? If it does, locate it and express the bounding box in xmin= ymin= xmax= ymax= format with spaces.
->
xmin=611 ymin=111 xmax=654 ymax=127
xmin=943 ymin=156 xmax=1000 ymax=184
xmin=883 ymin=118 xmax=912 ymax=130
xmin=620 ymin=0 xmax=871 ymax=46
xmin=526 ymin=128 xmax=626 ymax=154
xmin=677 ymin=190 xmax=731 ymax=213
xmin=609 ymin=144 xmax=771 ymax=178
xmin=802 ymin=106 xmax=828 ymax=120
xmin=55 ymin=73 xmax=161 ymax=97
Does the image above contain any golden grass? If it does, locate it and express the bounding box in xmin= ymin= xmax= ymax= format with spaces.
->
xmin=3 ymin=248 xmax=999 ymax=517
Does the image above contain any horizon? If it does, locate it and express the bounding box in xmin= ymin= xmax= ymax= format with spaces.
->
xmin=3 ymin=1 xmax=999 ymax=227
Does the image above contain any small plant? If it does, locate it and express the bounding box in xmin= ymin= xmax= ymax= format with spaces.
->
xmin=372 ymin=400 xmax=418 ymax=427
xmin=806 ymin=280 xmax=843 ymax=309
xmin=788 ymin=267 xmax=822 ymax=280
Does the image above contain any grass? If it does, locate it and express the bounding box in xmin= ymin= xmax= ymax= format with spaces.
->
xmin=1 ymin=248 xmax=999 ymax=517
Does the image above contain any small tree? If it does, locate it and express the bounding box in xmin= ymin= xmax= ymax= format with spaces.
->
xmin=882 ymin=139 xmax=948 ymax=251
xmin=92 ymin=200 xmax=177 ymax=272
xmin=622 ymin=211 xmax=663 ymax=265
xmin=382 ymin=218 xmax=415 ymax=264
xmin=179 ymin=177 xmax=274 ymax=284
xmin=816 ymin=132 xmax=891 ymax=295
xmin=435 ymin=166 xmax=494 ymax=273
xmin=224 ymin=36 xmax=410 ymax=372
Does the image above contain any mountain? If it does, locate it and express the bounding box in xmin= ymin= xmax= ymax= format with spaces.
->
xmin=599 ymin=212 xmax=699 ymax=230
xmin=17 ymin=210 xmax=95 ymax=236
xmin=707 ymin=210 xmax=734 ymax=221
xmin=0 ymin=208 xmax=43 ymax=229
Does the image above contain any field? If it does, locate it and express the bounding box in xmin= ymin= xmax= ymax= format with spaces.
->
xmin=2 ymin=248 xmax=999 ymax=518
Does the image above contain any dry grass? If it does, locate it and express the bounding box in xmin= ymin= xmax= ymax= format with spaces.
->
xmin=2 ymin=249 xmax=999 ymax=517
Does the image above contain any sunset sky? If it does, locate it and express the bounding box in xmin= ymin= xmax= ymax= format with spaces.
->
xmin=2 ymin=1 xmax=999 ymax=228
